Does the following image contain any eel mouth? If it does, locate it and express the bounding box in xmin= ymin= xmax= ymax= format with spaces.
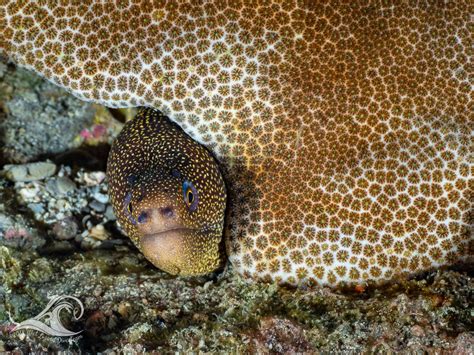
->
xmin=144 ymin=227 xmax=195 ymax=238
xmin=140 ymin=227 xmax=197 ymax=275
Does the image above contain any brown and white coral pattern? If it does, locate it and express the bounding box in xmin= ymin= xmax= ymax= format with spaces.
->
xmin=1 ymin=1 xmax=472 ymax=286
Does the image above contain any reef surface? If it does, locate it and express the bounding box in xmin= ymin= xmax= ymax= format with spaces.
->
xmin=0 ymin=65 xmax=472 ymax=353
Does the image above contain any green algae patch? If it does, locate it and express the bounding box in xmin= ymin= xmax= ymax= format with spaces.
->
xmin=0 ymin=247 xmax=22 ymax=290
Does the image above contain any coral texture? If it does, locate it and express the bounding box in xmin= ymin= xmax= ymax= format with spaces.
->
xmin=0 ymin=1 xmax=472 ymax=286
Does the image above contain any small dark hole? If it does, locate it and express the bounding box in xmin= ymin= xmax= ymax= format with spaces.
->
xmin=171 ymin=169 xmax=181 ymax=178
xmin=161 ymin=207 xmax=174 ymax=218
xmin=127 ymin=175 xmax=137 ymax=186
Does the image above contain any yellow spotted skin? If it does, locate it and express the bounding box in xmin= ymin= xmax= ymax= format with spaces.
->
xmin=107 ymin=108 xmax=227 ymax=275
xmin=1 ymin=1 xmax=472 ymax=286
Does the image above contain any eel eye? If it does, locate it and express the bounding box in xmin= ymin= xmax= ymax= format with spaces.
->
xmin=187 ymin=190 xmax=194 ymax=204
xmin=182 ymin=180 xmax=198 ymax=212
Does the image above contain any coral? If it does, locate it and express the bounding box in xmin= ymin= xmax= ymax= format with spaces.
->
xmin=0 ymin=1 xmax=472 ymax=286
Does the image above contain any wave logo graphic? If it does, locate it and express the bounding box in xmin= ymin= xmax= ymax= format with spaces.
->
xmin=11 ymin=295 xmax=84 ymax=337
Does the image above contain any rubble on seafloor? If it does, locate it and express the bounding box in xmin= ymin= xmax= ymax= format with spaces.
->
xmin=0 ymin=63 xmax=472 ymax=353
xmin=1 ymin=162 xmax=122 ymax=251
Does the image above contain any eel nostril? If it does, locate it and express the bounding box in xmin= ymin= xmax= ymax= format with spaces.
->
xmin=160 ymin=207 xmax=174 ymax=218
xmin=137 ymin=211 xmax=148 ymax=224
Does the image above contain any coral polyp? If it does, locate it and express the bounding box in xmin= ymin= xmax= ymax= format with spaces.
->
xmin=1 ymin=1 xmax=472 ymax=286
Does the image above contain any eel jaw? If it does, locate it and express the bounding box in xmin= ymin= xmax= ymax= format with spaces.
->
xmin=140 ymin=228 xmax=194 ymax=275
xmin=139 ymin=228 xmax=223 ymax=276
xmin=134 ymin=207 xmax=223 ymax=276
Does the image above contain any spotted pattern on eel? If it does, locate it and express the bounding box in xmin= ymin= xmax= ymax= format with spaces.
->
xmin=1 ymin=1 xmax=472 ymax=287
xmin=107 ymin=108 xmax=227 ymax=276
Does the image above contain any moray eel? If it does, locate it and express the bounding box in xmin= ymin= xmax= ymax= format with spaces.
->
xmin=1 ymin=2 xmax=472 ymax=287
xmin=107 ymin=108 xmax=226 ymax=275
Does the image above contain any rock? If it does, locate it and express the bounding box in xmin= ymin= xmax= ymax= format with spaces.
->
xmin=84 ymin=311 xmax=108 ymax=339
xmin=104 ymin=205 xmax=116 ymax=221
xmin=27 ymin=203 xmax=45 ymax=215
xmin=27 ymin=258 xmax=53 ymax=283
xmin=250 ymin=317 xmax=314 ymax=353
xmin=18 ymin=183 xmax=41 ymax=201
xmin=93 ymin=285 xmax=104 ymax=297
xmin=3 ymin=162 xmax=56 ymax=182
xmin=93 ymin=191 xmax=109 ymax=204
xmin=80 ymin=235 xmax=103 ymax=249
xmin=45 ymin=176 xmax=76 ymax=195
xmin=0 ymin=60 xmax=6 ymax=76
xmin=411 ymin=325 xmax=425 ymax=338
xmin=41 ymin=240 xmax=76 ymax=253
xmin=117 ymin=302 xmax=131 ymax=319
xmin=452 ymin=333 xmax=474 ymax=354
xmin=90 ymin=200 xmax=106 ymax=213
xmin=51 ymin=217 xmax=78 ymax=240
xmin=82 ymin=171 xmax=106 ymax=186
xmin=124 ymin=323 xmax=153 ymax=344
xmin=0 ymin=65 xmax=95 ymax=163
xmin=54 ymin=198 xmax=70 ymax=211
xmin=89 ymin=224 xmax=109 ymax=241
